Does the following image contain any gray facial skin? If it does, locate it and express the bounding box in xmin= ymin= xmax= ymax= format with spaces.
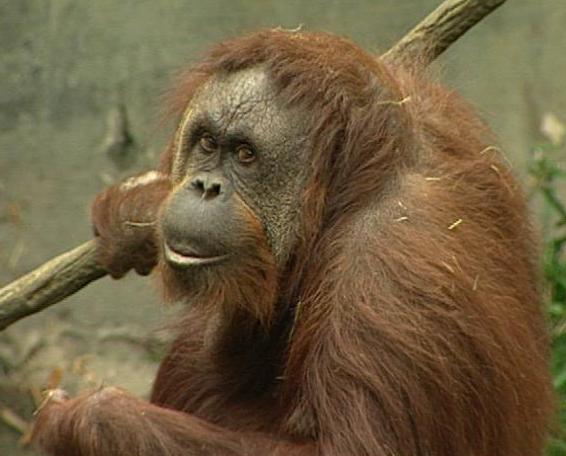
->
xmin=169 ymin=67 xmax=310 ymax=267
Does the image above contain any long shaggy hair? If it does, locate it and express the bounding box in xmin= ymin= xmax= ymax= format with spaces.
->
xmin=35 ymin=30 xmax=554 ymax=456
xmin=159 ymin=30 xmax=553 ymax=455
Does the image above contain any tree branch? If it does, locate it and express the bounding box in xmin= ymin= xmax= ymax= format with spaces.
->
xmin=382 ymin=0 xmax=507 ymax=65
xmin=0 ymin=241 xmax=105 ymax=330
xmin=0 ymin=0 xmax=508 ymax=331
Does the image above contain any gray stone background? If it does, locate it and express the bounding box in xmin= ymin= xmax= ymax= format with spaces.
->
xmin=0 ymin=0 xmax=564 ymax=454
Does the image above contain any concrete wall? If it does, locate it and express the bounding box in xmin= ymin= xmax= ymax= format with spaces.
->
xmin=1 ymin=1 xmax=565 ymax=453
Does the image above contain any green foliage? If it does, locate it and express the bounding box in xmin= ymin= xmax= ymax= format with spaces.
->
xmin=529 ymin=143 xmax=566 ymax=455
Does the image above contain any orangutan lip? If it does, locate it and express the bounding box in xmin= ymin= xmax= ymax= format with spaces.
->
xmin=163 ymin=243 xmax=228 ymax=268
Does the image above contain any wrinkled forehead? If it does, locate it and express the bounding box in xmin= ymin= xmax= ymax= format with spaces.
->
xmin=198 ymin=67 xmax=276 ymax=118
xmin=179 ymin=67 xmax=307 ymax=144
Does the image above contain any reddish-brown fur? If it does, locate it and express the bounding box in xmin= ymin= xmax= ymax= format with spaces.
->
xmin=33 ymin=30 xmax=553 ymax=456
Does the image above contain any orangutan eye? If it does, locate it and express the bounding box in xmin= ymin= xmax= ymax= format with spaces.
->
xmin=199 ymin=134 xmax=217 ymax=153
xmin=235 ymin=145 xmax=256 ymax=164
